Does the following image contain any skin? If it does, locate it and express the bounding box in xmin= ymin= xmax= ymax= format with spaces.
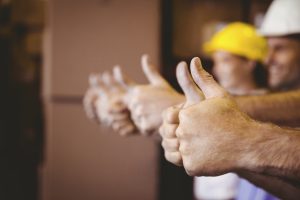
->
xmin=236 ymin=90 xmax=300 ymax=127
xmin=83 ymin=73 xmax=103 ymax=120
xmin=93 ymin=37 xmax=300 ymax=135
xmin=265 ymin=37 xmax=300 ymax=90
xmin=159 ymin=57 xmax=300 ymax=199
xmin=212 ymin=51 xmax=257 ymax=95
xmin=119 ymin=55 xmax=185 ymax=135
xmin=83 ymin=70 xmax=136 ymax=136
xmin=234 ymin=37 xmax=300 ymax=127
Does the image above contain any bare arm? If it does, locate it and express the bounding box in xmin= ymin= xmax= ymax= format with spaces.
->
xmin=240 ymin=121 xmax=300 ymax=183
xmin=237 ymin=171 xmax=300 ymax=200
xmin=236 ymin=90 xmax=300 ymax=127
xmin=160 ymin=57 xmax=300 ymax=196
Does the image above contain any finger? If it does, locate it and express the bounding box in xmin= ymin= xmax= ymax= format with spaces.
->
xmin=159 ymin=120 xmax=178 ymax=138
xmin=89 ymin=73 xmax=99 ymax=88
xmin=190 ymin=57 xmax=228 ymax=99
xmin=112 ymin=119 xmax=131 ymax=131
xmin=163 ymin=106 xmax=180 ymax=124
xmin=159 ymin=125 xmax=164 ymax=138
xmin=127 ymin=96 xmax=144 ymax=113
xmin=113 ymin=65 xmax=136 ymax=90
xmin=141 ymin=54 xmax=169 ymax=87
xmin=119 ymin=123 xmax=136 ymax=136
xmin=176 ymin=61 xmax=204 ymax=106
xmin=161 ymin=138 xmax=180 ymax=152
xmin=138 ymin=117 xmax=157 ymax=136
xmin=164 ymin=151 xmax=183 ymax=166
xmin=164 ymin=123 xmax=178 ymax=138
xmin=110 ymin=112 xmax=129 ymax=122
xmin=132 ymin=105 xmax=144 ymax=119
xmin=108 ymin=101 xmax=128 ymax=114
xmin=102 ymin=71 xmax=117 ymax=87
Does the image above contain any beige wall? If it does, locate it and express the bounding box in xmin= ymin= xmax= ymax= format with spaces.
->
xmin=42 ymin=0 xmax=160 ymax=200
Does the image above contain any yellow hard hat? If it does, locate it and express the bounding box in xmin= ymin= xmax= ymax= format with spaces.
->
xmin=203 ymin=22 xmax=267 ymax=62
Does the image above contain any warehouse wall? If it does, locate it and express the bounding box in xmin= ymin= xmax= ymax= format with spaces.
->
xmin=41 ymin=1 xmax=160 ymax=200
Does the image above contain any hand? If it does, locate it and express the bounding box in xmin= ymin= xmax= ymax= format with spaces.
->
xmin=163 ymin=57 xmax=256 ymax=176
xmin=120 ymin=54 xmax=185 ymax=136
xmin=159 ymin=60 xmax=204 ymax=166
xmin=94 ymin=69 xmax=136 ymax=136
xmin=83 ymin=73 xmax=102 ymax=121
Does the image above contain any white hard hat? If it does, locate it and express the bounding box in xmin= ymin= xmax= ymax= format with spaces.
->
xmin=260 ymin=0 xmax=300 ymax=36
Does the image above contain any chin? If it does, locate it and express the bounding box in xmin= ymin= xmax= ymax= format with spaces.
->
xmin=269 ymin=83 xmax=280 ymax=90
xmin=219 ymin=80 xmax=233 ymax=89
xmin=269 ymin=79 xmax=287 ymax=91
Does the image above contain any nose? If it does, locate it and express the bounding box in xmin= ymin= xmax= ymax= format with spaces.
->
xmin=212 ymin=64 xmax=219 ymax=77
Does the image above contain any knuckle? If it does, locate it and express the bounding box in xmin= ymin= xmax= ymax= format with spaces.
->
xmin=183 ymin=158 xmax=197 ymax=176
xmin=158 ymin=125 xmax=164 ymax=137
xmin=162 ymin=109 xmax=167 ymax=121
xmin=120 ymin=124 xmax=135 ymax=136
xmin=178 ymin=141 xmax=191 ymax=156
xmin=166 ymin=108 xmax=178 ymax=123
xmin=166 ymin=124 xmax=177 ymax=138
xmin=164 ymin=152 xmax=182 ymax=166
xmin=161 ymin=140 xmax=167 ymax=149
xmin=178 ymin=110 xmax=187 ymax=122
xmin=175 ymin=127 xmax=184 ymax=138
xmin=173 ymin=139 xmax=180 ymax=150
xmin=134 ymin=105 xmax=145 ymax=117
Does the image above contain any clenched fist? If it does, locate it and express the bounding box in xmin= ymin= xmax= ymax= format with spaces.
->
xmin=161 ymin=57 xmax=257 ymax=176
xmin=94 ymin=69 xmax=136 ymax=136
xmin=83 ymin=73 xmax=103 ymax=121
xmin=120 ymin=55 xmax=185 ymax=136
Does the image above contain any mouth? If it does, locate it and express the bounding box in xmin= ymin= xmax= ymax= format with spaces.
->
xmin=269 ymin=65 xmax=282 ymax=75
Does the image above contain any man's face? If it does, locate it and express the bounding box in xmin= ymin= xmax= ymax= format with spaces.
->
xmin=265 ymin=37 xmax=300 ymax=90
xmin=212 ymin=51 xmax=253 ymax=91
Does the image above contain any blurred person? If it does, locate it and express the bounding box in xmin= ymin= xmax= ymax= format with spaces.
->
xmin=83 ymin=0 xmax=300 ymax=132
xmin=235 ymin=0 xmax=300 ymax=128
xmin=82 ymin=0 xmax=300 ymax=198
xmin=161 ymin=1 xmax=300 ymax=198
xmin=159 ymin=57 xmax=300 ymax=200
xmin=204 ymin=22 xmax=268 ymax=96
xmin=194 ymin=22 xmax=275 ymax=200
xmin=260 ymin=0 xmax=300 ymax=91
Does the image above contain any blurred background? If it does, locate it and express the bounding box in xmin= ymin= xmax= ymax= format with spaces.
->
xmin=0 ymin=0 xmax=272 ymax=200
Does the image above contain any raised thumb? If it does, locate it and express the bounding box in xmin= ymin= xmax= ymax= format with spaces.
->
xmin=89 ymin=73 xmax=100 ymax=88
xmin=190 ymin=57 xmax=228 ymax=99
xmin=141 ymin=54 xmax=169 ymax=87
xmin=176 ymin=61 xmax=204 ymax=107
xmin=113 ymin=65 xmax=136 ymax=91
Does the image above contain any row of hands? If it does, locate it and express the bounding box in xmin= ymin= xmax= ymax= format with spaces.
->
xmin=83 ymin=55 xmax=257 ymax=177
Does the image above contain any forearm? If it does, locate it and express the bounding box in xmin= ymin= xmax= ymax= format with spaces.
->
xmin=237 ymin=171 xmax=300 ymax=200
xmin=236 ymin=90 xmax=300 ymax=127
xmin=241 ymin=121 xmax=300 ymax=182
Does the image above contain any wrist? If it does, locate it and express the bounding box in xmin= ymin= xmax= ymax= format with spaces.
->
xmin=234 ymin=118 xmax=262 ymax=172
xmin=238 ymin=121 xmax=298 ymax=177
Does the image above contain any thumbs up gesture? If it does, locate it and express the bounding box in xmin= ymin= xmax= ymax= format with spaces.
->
xmin=160 ymin=57 xmax=256 ymax=176
xmin=119 ymin=55 xmax=185 ymax=136
xmin=92 ymin=69 xmax=137 ymax=136
xmin=83 ymin=73 xmax=103 ymax=120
